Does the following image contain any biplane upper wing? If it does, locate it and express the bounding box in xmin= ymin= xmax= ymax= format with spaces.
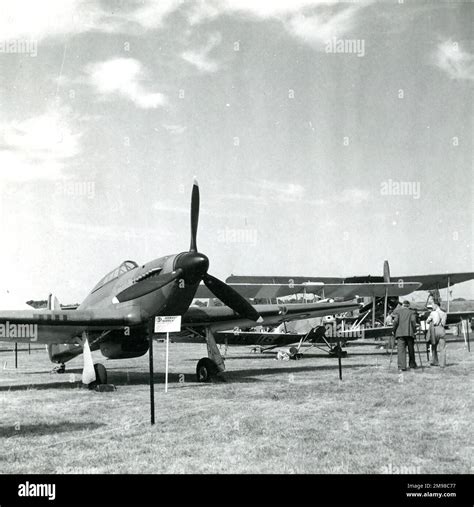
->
xmin=195 ymin=281 xmax=421 ymax=300
xmin=0 ymin=308 xmax=139 ymax=345
xmin=391 ymin=272 xmax=474 ymax=291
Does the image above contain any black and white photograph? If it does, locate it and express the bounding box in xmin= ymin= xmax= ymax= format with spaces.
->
xmin=0 ymin=0 xmax=472 ymax=505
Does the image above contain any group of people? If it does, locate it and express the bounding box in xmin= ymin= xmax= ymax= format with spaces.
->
xmin=391 ymin=300 xmax=447 ymax=372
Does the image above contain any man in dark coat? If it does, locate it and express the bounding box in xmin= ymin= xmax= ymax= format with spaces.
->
xmin=392 ymin=300 xmax=418 ymax=371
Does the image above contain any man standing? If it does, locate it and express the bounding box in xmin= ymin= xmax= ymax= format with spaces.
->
xmin=426 ymin=303 xmax=447 ymax=367
xmin=392 ymin=300 xmax=418 ymax=371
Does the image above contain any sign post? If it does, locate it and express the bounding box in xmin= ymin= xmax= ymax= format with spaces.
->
xmin=165 ymin=332 xmax=169 ymax=393
xmin=154 ymin=316 xmax=182 ymax=396
xmin=148 ymin=329 xmax=155 ymax=425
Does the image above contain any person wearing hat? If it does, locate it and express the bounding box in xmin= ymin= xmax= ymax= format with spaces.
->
xmin=423 ymin=304 xmax=434 ymax=360
xmin=426 ymin=302 xmax=447 ymax=367
xmin=392 ymin=300 xmax=418 ymax=371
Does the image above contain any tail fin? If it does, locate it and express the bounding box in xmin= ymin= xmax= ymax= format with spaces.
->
xmin=383 ymin=260 xmax=391 ymax=283
xmin=47 ymin=293 xmax=61 ymax=310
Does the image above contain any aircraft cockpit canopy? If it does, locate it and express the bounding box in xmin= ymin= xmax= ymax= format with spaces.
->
xmin=92 ymin=260 xmax=138 ymax=292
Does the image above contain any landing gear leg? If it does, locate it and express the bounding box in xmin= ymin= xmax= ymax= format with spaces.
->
xmin=196 ymin=329 xmax=226 ymax=382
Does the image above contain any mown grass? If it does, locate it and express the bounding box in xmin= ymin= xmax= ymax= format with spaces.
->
xmin=0 ymin=340 xmax=472 ymax=474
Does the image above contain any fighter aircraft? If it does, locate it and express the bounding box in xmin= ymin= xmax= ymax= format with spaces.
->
xmin=0 ymin=181 xmax=359 ymax=387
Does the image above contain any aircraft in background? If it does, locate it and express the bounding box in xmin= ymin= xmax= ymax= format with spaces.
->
xmin=225 ymin=261 xmax=474 ymax=307
xmin=196 ymin=260 xmax=421 ymax=302
xmin=0 ymin=181 xmax=359 ymax=387
xmin=224 ymin=261 xmax=474 ymax=327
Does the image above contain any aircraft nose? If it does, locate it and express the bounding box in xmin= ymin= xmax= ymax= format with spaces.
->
xmin=175 ymin=252 xmax=209 ymax=284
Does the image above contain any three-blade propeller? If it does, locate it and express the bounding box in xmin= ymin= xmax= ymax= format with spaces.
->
xmin=115 ymin=180 xmax=262 ymax=323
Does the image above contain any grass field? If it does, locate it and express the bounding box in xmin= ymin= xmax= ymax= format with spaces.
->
xmin=0 ymin=340 xmax=472 ymax=474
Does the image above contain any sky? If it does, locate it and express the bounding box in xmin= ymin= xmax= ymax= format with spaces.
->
xmin=0 ymin=0 xmax=472 ymax=304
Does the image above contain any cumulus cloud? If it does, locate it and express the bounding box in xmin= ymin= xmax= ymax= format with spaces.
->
xmin=435 ymin=39 xmax=474 ymax=81
xmin=187 ymin=1 xmax=372 ymax=48
xmin=0 ymin=105 xmax=81 ymax=182
xmin=182 ymin=33 xmax=222 ymax=73
xmin=0 ymin=0 xmax=179 ymax=40
xmin=0 ymin=0 xmax=370 ymax=51
xmin=287 ymin=4 xmax=364 ymax=46
xmin=0 ymin=0 xmax=102 ymax=40
xmin=85 ymin=58 xmax=167 ymax=109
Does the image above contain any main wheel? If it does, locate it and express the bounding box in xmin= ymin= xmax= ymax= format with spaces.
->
xmin=88 ymin=363 xmax=108 ymax=389
xmin=94 ymin=363 xmax=107 ymax=384
xmin=196 ymin=358 xmax=218 ymax=382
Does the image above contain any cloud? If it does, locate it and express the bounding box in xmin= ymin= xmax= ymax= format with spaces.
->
xmin=221 ymin=183 xmax=369 ymax=207
xmin=51 ymin=218 xmax=175 ymax=241
xmin=287 ymin=4 xmax=364 ymax=47
xmin=0 ymin=1 xmax=370 ymax=51
xmin=254 ymin=178 xmax=306 ymax=201
xmin=153 ymin=202 xmax=188 ymax=214
xmin=0 ymin=0 xmax=179 ymax=40
xmin=111 ymin=0 xmax=183 ymax=31
xmin=181 ymin=33 xmax=222 ymax=73
xmin=186 ymin=1 xmax=371 ymax=48
xmin=337 ymin=188 xmax=370 ymax=204
xmin=435 ymin=39 xmax=474 ymax=81
xmin=220 ymin=178 xmax=306 ymax=203
xmin=85 ymin=58 xmax=167 ymax=109
xmin=0 ymin=0 xmax=96 ymax=40
xmin=0 ymin=105 xmax=81 ymax=182
xmin=162 ymin=124 xmax=187 ymax=135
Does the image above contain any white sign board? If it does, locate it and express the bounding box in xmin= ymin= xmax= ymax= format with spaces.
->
xmin=154 ymin=315 xmax=182 ymax=333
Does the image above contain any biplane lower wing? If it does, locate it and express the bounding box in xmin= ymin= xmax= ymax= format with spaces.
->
xmin=181 ymin=301 xmax=359 ymax=333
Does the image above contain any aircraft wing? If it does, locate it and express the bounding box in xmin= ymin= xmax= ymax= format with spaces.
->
xmin=182 ymin=301 xmax=359 ymax=332
xmin=207 ymin=331 xmax=306 ymax=347
xmin=226 ymin=275 xmax=344 ymax=284
xmin=306 ymin=282 xmax=421 ymax=298
xmin=392 ymin=272 xmax=474 ymax=291
xmin=446 ymin=311 xmax=474 ymax=325
xmin=0 ymin=309 xmax=139 ymax=345
xmin=194 ymin=282 xmax=326 ymax=299
xmin=195 ymin=282 xmax=421 ymax=300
